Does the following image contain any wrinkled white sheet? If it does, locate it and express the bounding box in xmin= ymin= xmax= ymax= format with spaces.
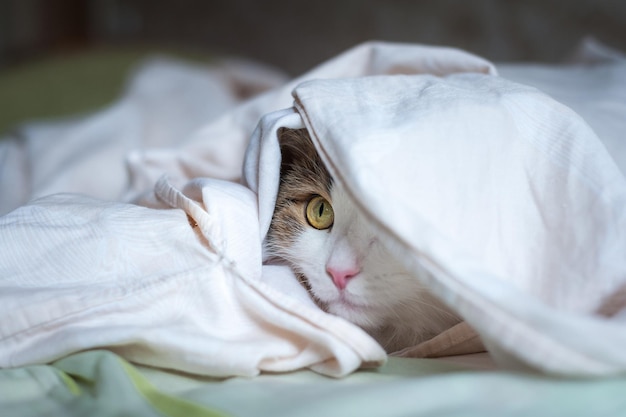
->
xmin=1 ymin=40 xmax=626 ymax=377
xmin=261 ymin=73 xmax=626 ymax=376
xmin=0 ymin=178 xmax=384 ymax=377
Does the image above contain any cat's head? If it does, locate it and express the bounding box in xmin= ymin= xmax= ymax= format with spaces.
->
xmin=265 ymin=128 xmax=455 ymax=339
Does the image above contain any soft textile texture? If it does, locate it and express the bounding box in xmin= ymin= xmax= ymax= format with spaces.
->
xmin=0 ymin=42 xmax=494 ymax=376
xmin=0 ymin=42 xmax=494 ymax=215
xmin=243 ymin=72 xmax=626 ymax=375
xmin=0 ymin=350 xmax=231 ymax=417
xmin=4 ymin=350 xmax=626 ymax=417
xmin=1 ymin=41 xmax=626 ymax=377
xmin=248 ymin=73 xmax=626 ymax=375
xmin=0 ymin=178 xmax=384 ymax=377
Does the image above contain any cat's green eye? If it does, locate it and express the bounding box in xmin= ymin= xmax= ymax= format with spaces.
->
xmin=305 ymin=196 xmax=334 ymax=230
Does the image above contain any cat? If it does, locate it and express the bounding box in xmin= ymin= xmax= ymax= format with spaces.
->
xmin=265 ymin=128 xmax=460 ymax=353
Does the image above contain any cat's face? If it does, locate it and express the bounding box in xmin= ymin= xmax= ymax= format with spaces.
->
xmin=266 ymin=129 xmax=457 ymax=345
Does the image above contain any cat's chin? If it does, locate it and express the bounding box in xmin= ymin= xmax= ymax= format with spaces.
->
xmin=325 ymin=297 xmax=384 ymax=329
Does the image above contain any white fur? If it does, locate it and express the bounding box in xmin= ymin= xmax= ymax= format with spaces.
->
xmin=281 ymin=183 xmax=459 ymax=351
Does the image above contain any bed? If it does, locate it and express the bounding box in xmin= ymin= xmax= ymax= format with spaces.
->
xmin=1 ymin=39 xmax=626 ymax=416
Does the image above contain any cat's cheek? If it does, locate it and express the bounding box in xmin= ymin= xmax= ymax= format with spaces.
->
xmin=306 ymin=277 xmax=341 ymax=302
xmin=294 ymin=228 xmax=329 ymax=255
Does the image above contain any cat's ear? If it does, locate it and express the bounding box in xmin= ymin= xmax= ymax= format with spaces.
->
xmin=277 ymin=128 xmax=317 ymax=174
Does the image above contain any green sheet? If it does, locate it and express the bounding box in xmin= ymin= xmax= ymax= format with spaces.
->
xmin=0 ymin=351 xmax=230 ymax=417
xmin=144 ymin=356 xmax=626 ymax=417
xmin=2 ymin=350 xmax=624 ymax=416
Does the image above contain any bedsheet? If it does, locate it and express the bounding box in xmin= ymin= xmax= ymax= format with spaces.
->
xmin=1 ymin=39 xmax=626 ymax=415
xmin=243 ymin=51 xmax=626 ymax=375
xmin=0 ymin=42 xmax=496 ymax=377
xmin=2 ymin=349 xmax=625 ymax=417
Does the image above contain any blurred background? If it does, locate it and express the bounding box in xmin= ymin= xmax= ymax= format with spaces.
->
xmin=2 ymin=0 xmax=626 ymax=72
xmin=1 ymin=0 xmax=625 ymax=132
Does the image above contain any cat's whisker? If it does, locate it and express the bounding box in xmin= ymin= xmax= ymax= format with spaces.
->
xmin=403 ymin=298 xmax=459 ymax=323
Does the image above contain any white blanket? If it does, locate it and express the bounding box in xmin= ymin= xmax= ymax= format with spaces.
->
xmin=1 ymin=41 xmax=626 ymax=377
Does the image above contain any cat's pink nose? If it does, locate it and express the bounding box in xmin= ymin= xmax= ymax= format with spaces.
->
xmin=326 ymin=266 xmax=360 ymax=290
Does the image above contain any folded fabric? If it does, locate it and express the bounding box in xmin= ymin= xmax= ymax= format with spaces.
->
xmin=243 ymin=72 xmax=626 ymax=376
xmin=0 ymin=349 xmax=232 ymax=417
xmin=0 ymin=42 xmax=498 ymax=376
xmin=0 ymin=57 xmax=289 ymax=216
xmin=0 ymin=178 xmax=385 ymax=377
xmin=2 ymin=40 xmax=626 ymax=378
